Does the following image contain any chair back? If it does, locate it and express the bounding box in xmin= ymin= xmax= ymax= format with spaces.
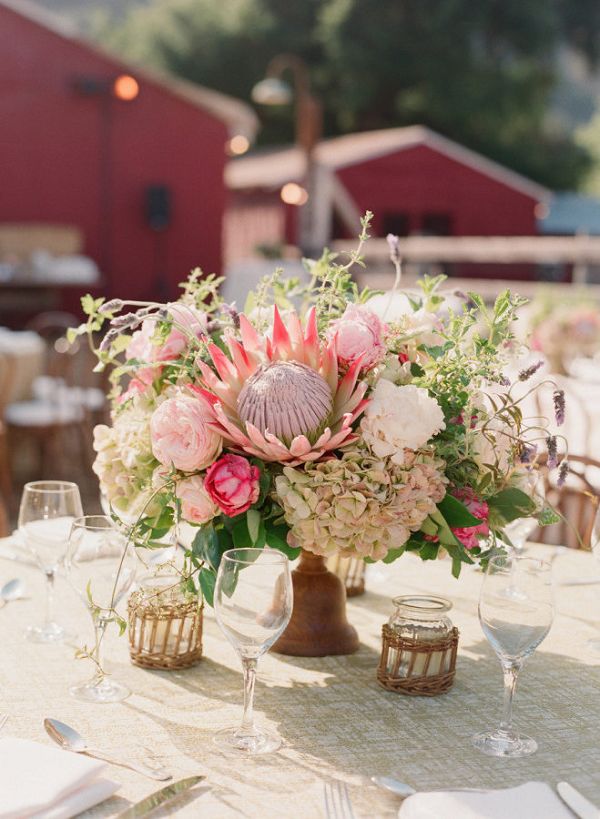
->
xmin=536 ymin=454 xmax=600 ymax=550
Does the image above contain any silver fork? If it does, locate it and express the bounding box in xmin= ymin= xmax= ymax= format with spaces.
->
xmin=323 ymin=780 xmax=356 ymax=819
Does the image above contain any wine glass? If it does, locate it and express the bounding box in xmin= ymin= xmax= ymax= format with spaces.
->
xmin=473 ymin=554 xmax=554 ymax=757
xmin=214 ymin=548 xmax=293 ymax=754
xmin=18 ymin=480 xmax=83 ymax=643
xmin=65 ymin=515 xmax=138 ymax=703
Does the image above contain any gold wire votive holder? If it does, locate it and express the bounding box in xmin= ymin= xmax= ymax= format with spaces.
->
xmin=326 ymin=554 xmax=366 ymax=597
xmin=128 ymin=574 xmax=203 ymax=670
xmin=377 ymin=596 xmax=459 ymax=696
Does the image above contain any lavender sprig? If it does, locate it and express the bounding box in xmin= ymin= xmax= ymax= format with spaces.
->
xmin=518 ymin=360 xmax=543 ymax=381
xmin=99 ymin=299 xmax=124 ymax=315
xmin=546 ymin=435 xmax=558 ymax=469
xmin=557 ymin=460 xmax=569 ymax=487
xmin=386 ymin=233 xmax=401 ymax=266
xmin=553 ymin=389 xmax=565 ymax=426
xmin=110 ymin=313 xmax=141 ymax=331
xmin=519 ymin=442 xmax=538 ymax=464
xmin=99 ymin=328 xmax=120 ymax=353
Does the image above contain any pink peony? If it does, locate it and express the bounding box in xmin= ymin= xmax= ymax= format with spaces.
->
xmin=151 ymin=394 xmax=222 ymax=472
xmin=204 ymin=454 xmax=260 ymax=517
xmin=327 ymin=304 xmax=385 ymax=370
xmin=451 ymin=487 xmax=489 ymax=550
xmin=176 ymin=475 xmax=217 ymax=525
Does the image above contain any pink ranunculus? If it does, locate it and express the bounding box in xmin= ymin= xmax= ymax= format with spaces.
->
xmin=150 ymin=394 xmax=222 ymax=472
xmin=451 ymin=487 xmax=489 ymax=550
xmin=327 ymin=304 xmax=385 ymax=371
xmin=176 ymin=475 xmax=218 ymax=525
xmin=204 ymin=454 xmax=260 ymax=517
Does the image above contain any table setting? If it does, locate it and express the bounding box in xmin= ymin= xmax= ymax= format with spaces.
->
xmin=1 ymin=215 xmax=600 ymax=818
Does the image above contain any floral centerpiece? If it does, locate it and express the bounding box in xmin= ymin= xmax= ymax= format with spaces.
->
xmin=528 ymin=292 xmax=600 ymax=374
xmin=72 ymin=213 xmax=566 ymax=656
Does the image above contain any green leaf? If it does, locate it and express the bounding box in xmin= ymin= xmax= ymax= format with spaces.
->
xmin=191 ymin=525 xmax=231 ymax=572
xmin=538 ymin=505 xmax=561 ymax=526
xmin=437 ymin=494 xmax=482 ymax=527
xmin=246 ymin=509 xmax=261 ymax=544
xmin=420 ymin=541 xmax=440 ymax=560
xmin=232 ymin=516 xmax=253 ymax=550
xmin=199 ymin=568 xmax=215 ymax=607
xmin=382 ymin=546 xmax=407 ymax=563
xmin=488 ymin=488 xmax=536 ymax=524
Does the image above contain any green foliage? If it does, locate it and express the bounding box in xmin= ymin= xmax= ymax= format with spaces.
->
xmin=487 ymin=487 xmax=537 ymax=526
xmin=93 ymin=0 xmax=600 ymax=188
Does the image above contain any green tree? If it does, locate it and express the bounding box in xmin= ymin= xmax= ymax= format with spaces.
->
xmin=97 ymin=0 xmax=600 ymax=189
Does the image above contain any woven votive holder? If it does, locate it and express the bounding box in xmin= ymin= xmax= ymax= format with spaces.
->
xmin=377 ymin=596 xmax=459 ymax=696
xmin=326 ymin=554 xmax=366 ymax=597
xmin=128 ymin=574 xmax=203 ymax=670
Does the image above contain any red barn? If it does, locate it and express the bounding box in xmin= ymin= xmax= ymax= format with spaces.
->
xmin=225 ymin=126 xmax=550 ymax=271
xmin=0 ymin=0 xmax=257 ymax=307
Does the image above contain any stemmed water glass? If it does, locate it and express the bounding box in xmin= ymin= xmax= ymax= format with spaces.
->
xmin=473 ymin=554 xmax=554 ymax=757
xmin=65 ymin=515 xmax=138 ymax=703
xmin=18 ymin=480 xmax=83 ymax=643
xmin=504 ymin=475 xmax=545 ymax=554
xmin=214 ymin=548 xmax=293 ymax=754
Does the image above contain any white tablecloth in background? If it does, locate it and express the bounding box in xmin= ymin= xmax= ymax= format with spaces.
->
xmin=0 ymin=543 xmax=598 ymax=818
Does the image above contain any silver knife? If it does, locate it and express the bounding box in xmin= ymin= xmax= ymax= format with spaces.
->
xmin=116 ymin=776 xmax=205 ymax=818
xmin=556 ymin=782 xmax=600 ymax=819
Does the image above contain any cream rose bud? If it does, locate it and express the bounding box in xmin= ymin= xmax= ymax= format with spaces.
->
xmin=361 ymin=381 xmax=445 ymax=464
xmin=176 ymin=476 xmax=218 ymax=525
xmin=150 ymin=394 xmax=222 ymax=472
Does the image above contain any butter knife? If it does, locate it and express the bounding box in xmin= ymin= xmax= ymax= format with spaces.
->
xmin=116 ymin=776 xmax=205 ymax=818
xmin=556 ymin=782 xmax=600 ymax=819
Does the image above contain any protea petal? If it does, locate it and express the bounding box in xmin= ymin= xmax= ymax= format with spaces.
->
xmin=272 ymin=305 xmax=292 ymax=360
xmin=208 ymin=343 xmax=240 ymax=385
xmin=226 ymin=337 xmax=255 ymax=381
xmin=287 ymin=311 xmax=305 ymax=361
xmin=322 ymin=341 xmax=339 ymax=394
xmin=304 ymin=306 xmax=320 ymax=369
xmin=332 ymin=357 xmax=364 ymax=417
xmin=239 ymin=314 xmax=262 ymax=353
xmin=289 ymin=435 xmax=314 ymax=457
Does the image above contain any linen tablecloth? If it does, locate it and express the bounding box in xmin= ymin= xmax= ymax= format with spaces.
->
xmin=0 ymin=544 xmax=598 ymax=818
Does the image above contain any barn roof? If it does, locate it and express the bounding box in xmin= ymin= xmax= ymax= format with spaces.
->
xmin=0 ymin=0 xmax=259 ymax=140
xmin=226 ymin=126 xmax=550 ymax=201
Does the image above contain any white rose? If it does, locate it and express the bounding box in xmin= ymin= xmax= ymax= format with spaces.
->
xmin=366 ymin=292 xmax=414 ymax=322
xmin=361 ymin=381 xmax=445 ymax=465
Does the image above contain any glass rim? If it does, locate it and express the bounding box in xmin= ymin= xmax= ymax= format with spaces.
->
xmin=221 ymin=547 xmax=289 ymax=565
xmin=487 ymin=554 xmax=552 ymax=572
xmin=71 ymin=514 xmax=117 ymax=531
xmin=392 ymin=594 xmax=452 ymax=613
xmin=23 ymin=480 xmax=80 ymax=493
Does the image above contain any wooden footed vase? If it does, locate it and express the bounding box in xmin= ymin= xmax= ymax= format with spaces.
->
xmin=273 ymin=550 xmax=359 ymax=657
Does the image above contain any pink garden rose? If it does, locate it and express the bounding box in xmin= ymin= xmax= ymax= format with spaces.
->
xmin=151 ymin=394 xmax=222 ymax=472
xmin=176 ymin=475 xmax=217 ymax=525
xmin=204 ymin=454 xmax=260 ymax=517
xmin=327 ymin=304 xmax=385 ymax=371
xmin=451 ymin=487 xmax=489 ymax=550
xmin=127 ymin=304 xmax=208 ymax=367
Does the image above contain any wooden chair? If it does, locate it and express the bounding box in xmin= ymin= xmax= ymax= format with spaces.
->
xmin=535 ymin=454 xmax=600 ymax=550
xmin=0 ymin=353 xmax=13 ymax=508
xmin=3 ymin=313 xmax=104 ymax=482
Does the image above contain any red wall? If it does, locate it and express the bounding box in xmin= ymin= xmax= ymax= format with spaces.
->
xmin=337 ymin=144 xmax=538 ymax=237
xmin=0 ymin=5 xmax=227 ymax=307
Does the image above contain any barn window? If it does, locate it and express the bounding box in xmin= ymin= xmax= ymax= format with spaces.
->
xmin=421 ymin=212 xmax=453 ymax=236
xmin=382 ymin=212 xmax=410 ymax=237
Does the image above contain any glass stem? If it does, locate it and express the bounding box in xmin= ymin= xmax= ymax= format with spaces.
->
xmin=499 ymin=661 xmax=521 ymax=733
xmin=240 ymin=657 xmax=257 ymax=736
xmin=92 ymin=616 xmax=108 ymax=684
xmin=44 ymin=569 xmax=55 ymax=627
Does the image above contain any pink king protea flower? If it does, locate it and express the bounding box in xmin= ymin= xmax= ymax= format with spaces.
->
xmin=195 ymin=305 xmax=369 ymax=465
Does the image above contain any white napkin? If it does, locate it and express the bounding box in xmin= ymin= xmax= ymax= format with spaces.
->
xmin=398 ymin=782 xmax=573 ymax=819
xmin=0 ymin=739 xmax=119 ymax=819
